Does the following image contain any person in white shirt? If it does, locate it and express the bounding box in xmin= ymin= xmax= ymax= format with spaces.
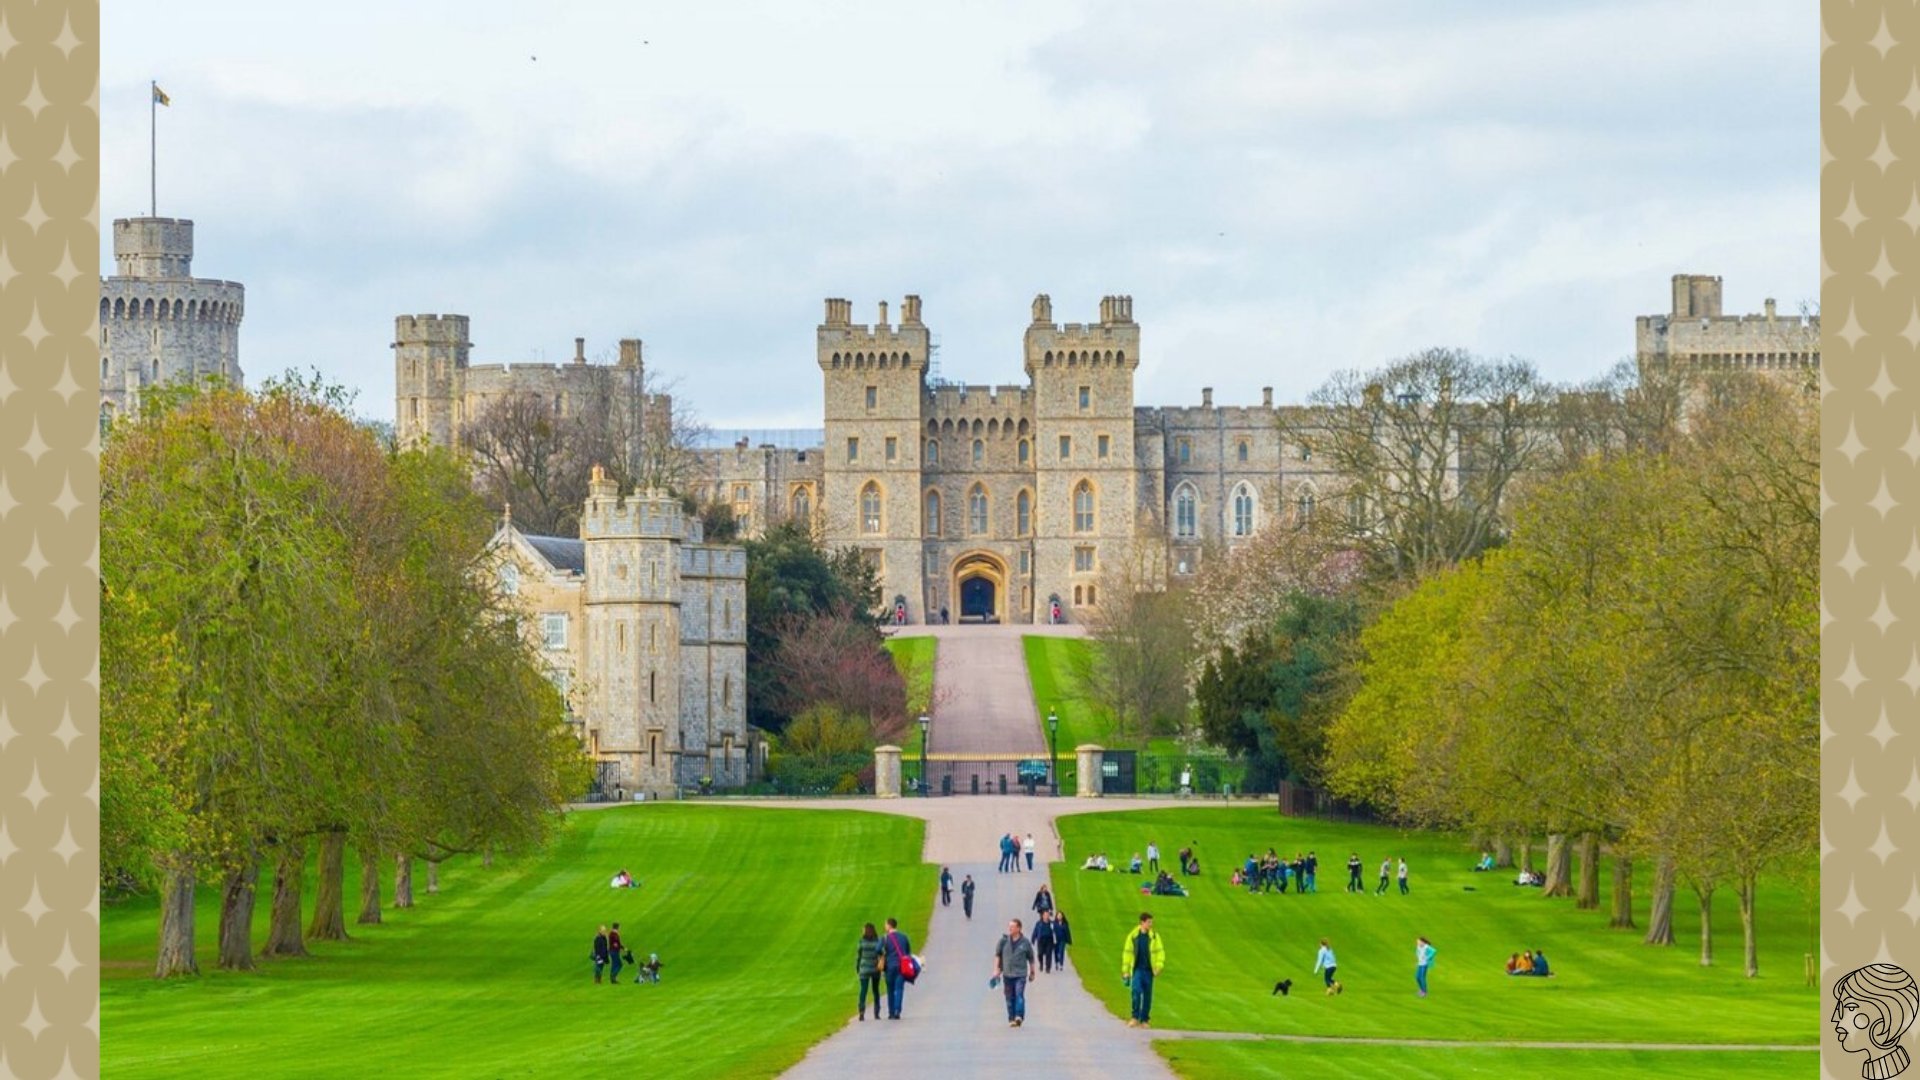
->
xmin=1023 ymin=833 xmax=1037 ymax=871
xmin=1313 ymin=939 xmax=1340 ymax=995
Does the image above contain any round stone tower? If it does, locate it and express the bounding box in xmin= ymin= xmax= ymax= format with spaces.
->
xmin=98 ymin=217 xmax=245 ymax=427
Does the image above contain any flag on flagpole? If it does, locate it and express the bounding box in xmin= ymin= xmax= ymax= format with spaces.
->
xmin=153 ymin=84 xmax=171 ymax=106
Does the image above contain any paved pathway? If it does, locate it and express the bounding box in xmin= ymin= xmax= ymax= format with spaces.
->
xmin=886 ymin=624 xmax=1083 ymax=755
xmin=755 ymin=796 xmax=1201 ymax=1078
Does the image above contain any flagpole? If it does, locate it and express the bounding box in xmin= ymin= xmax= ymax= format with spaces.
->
xmin=150 ymin=80 xmax=157 ymax=217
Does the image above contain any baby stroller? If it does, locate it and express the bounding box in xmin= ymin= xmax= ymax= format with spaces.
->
xmin=634 ymin=953 xmax=663 ymax=985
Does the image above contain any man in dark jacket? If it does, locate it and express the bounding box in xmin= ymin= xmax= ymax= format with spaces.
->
xmin=961 ymin=875 xmax=976 ymax=919
xmin=993 ymin=919 xmax=1037 ymax=1027
xmin=608 ymin=922 xmax=626 ymax=984
xmin=592 ymin=925 xmax=610 ymax=984
xmin=882 ymin=917 xmax=913 ymax=1019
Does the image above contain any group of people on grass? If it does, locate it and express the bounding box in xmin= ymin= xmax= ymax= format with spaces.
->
xmin=589 ymin=922 xmax=660 ymax=986
xmin=1506 ymin=949 xmax=1554 ymax=977
xmin=1234 ymin=849 xmax=1319 ymax=892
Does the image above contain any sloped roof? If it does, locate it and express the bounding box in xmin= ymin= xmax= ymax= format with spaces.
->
xmin=522 ymin=534 xmax=585 ymax=574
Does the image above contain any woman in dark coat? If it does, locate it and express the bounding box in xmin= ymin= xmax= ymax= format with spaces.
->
xmin=1051 ymin=910 xmax=1072 ymax=968
xmin=856 ymin=923 xmax=885 ymax=1020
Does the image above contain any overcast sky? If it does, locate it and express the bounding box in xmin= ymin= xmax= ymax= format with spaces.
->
xmin=102 ymin=1 xmax=1815 ymax=428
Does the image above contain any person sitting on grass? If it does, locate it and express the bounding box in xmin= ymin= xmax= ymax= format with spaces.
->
xmin=1081 ymin=852 xmax=1110 ymax=871
xmin=1513 ymin=868 xmax=1541 ymax=887
xmin=635 ymin=952 xmax=663 ymax=984
xmin=1531 ymin=950 xmax=1552 ymax=977
xmin=1475 ymin=851 xmax=1495 ymax=872
xmin=1128 ymin=853 xmax=1144 ymax=874
xmin=610 ymin=869 xmax=638 ymax=889
xmin=1505 ymin=952 xmax=1523 ymax=975
xmin=1148 ymin=871 xmax=1189 ymax=898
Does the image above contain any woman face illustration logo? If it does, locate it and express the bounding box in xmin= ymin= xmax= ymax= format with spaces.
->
xmin=1832 ymin=994 xmax=1883 ymax=1054
xmin=1830 ymin=963 xmax=1918 ymax=1070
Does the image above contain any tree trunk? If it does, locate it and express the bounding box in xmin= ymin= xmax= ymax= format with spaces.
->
xmin=1520 ymin=840 xmax=1533 ymax=873
xmin=483 ymin=844 xmax=493 ymax=869
xmin=1494 ymin=838 xmax=1513 ymax=869
xmin=1696 ymin=886 xmax=1714 ymax=967
xmin=427 ymin=859 xmax=440 ymax=894
xmin=357 ymin=845 xmax=383 ymax=925
xmin=155 ymin=859 xmax=199 ymax=978
xmin=261 ymin=841 xmax=308 ymax=958
xmin=1542 ymin=834 xmax=1571 ymax=897
xmin=1738 ymin=872 xmax=1759 ymax=978
xmin=217 ymin=859 xmax=259 ymax=971
xmin=307 ymin=831 xmax=350 ymax=941
xmin=1574 ymin=833 xmax=1600 ymax=910
xmin=394 ymin=854 xmax=414 ymax=909
xmin=1643 ymin=857 xmax=1676 ymax=945
xmin=1609 ymin=856 xmax=1635 ymax=929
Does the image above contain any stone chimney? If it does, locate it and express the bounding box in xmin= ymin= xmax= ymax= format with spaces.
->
xmin=877 ymin=300 xmax=889 ymax=327
xmin=1764 ymin=298 xmax=1777 ymax=323
xmin=619 ymin=338 xmax=643 ymax=368
xmin=1262 ymin=387 xmax=1274 ymax=408
xmin=574 ymin=337 xmax=586 ymax=364
xmin=1202 ymin=387 xmax=1213 ymax=408
xmin=902 ymin=295 xmax=923 ymax=325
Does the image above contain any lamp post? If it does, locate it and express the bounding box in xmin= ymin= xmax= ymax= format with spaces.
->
xmin=919 ymin=714 xmax=930 ymax=798
xmin=1047 ymin=708 xmax=1059 ymax=797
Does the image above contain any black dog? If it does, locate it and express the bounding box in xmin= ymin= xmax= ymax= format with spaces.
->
xmin=1271 ymin=978 xmax=1293 ymax=997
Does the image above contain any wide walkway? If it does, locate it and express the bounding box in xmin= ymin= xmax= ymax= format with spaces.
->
xmin=778 ymin=794 xmax=1184 ymax=1078
xmin=887 ymin=623 xmax=1083 ymax=755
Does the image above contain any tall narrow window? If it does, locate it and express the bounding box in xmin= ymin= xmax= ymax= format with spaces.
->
xmin=972 ymin=439 xmax=984 ymax=464
xmin=648 ymin=731 xmax=659 ymax=768
xmin=1059 ymin=435 xmax=1072 ymax=460
xmin=1018 ymin=439 xmax=1030 ymax=464
xmin=649 ymin=671 xmax=657 ymax=703
xmin=1074 ymin=546 xmax=1094 ymax=572
xmin=1097 ymin=434 xmax=1110 ymax=459
xmin=861 ymin=482 xmax=883 ymax=534
xmin=886 ymin=436 xmax=898 ymax=462
xmin=792 ymin=485 xmax=811 ymax=522
xmin=925 ymin=489 xmax=942 ymax=536
xmin=969 ymin=484 xmax=989 ymax=535
xmin=847 ymin=437 xmax=860 ymax=462
xmin=1174 ymin=485 xmax=1196 ymax=538
xmin=1078 ymin=385 xmax=1091 ymax=410
xmin=500 ymin=562 xmax=520 ymax=595
xmin=1296 ymin=490 xmax=1316 ymax=525
xmin=927 ymin=439 xmax=939 ymax=463
xmin=1232 ymin=483 xmax=1256 ymax=537
xmin=1073 ymin=481 xmax=1095 ymax=533
xmin=865 ymin=385 xmax=877 ymax=410
xmin=1016 ymin=489 xmax=1032 ymax=536
xmin=543 ymin=613 xmax=568 ymax=650
xmin=1177 ymin=438 xmax=1191 ymax=464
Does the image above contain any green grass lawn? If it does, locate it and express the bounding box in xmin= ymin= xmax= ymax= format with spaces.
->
xmin=886 ymin=634 xmax=937 ymax=758
xmin=1024 ymin=635 xmax=1106 ymax=748
xmin=103 ymin=806 xmax=931 ymax=1079
xmin=1153 ymin=1041 xmax=1816 ymax=1079
xmin=1054 ymin=809 xmax=1817 ymax=1047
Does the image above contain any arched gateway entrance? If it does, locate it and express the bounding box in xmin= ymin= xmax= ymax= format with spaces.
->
xmin=951 ymin=551 xmax=1008 ymax=623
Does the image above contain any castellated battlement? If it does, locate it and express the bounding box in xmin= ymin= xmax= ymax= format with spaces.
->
xmin=1023 ymin=294 xmax=1141 ymax=374
xmin=395 ymin=314 xmax=474 ymax=347
xmin=582 ymin=481 xmax=687 ymax=542
xmin=101 ymin=279 xmax=245 ymax=324
xmin=818 ymin=297 xmax=931 ymax=371
xmin=1634 ymin=275 xmax=1820 ymax=376
xmin=112 ymin=217 xmax=195 ymax=278
xmin=927 ymin=383 xmax=1033 ymax=410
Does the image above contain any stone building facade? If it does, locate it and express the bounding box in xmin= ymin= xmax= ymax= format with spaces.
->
xmin=1635 ymin=273 xmax=1820 ymax=382
xmin=99 ymin=217 xmax=245 ymax=425
xmin=392 ymin=315 xmax=670 ymax=453
xmin=486 ymin=466 xmax=750 ymax=796
xmin=411 ymin=272 xmax=1813 ymax=629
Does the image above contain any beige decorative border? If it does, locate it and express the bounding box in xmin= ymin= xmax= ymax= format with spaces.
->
xmin=0 ymin=3 xmax=1876 ymax=1078
xmin=1824 ymin=2 xmax=1920 ymax=1077
xmin=0 ymin=0 xmax=99 ymax=1075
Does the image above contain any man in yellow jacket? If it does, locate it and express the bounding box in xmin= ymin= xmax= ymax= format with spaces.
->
xmin=1119 ymin=911 xmax=1166 ymax=1027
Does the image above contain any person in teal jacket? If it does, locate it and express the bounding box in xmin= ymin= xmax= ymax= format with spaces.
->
xmin=1415 ymin=936 xmax=1437 ymax=997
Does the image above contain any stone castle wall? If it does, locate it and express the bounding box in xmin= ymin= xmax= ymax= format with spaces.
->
xmin=99 ymin=217 xmax=245 ymax=421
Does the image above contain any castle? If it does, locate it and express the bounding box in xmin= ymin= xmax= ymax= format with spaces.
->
xmin=98 ymin=216 xmax=245 ymax=426
xmin=486 ymin=466 xmax=749 ymax=797
xmin=397 ymin=275 xmax=1818 ymax=630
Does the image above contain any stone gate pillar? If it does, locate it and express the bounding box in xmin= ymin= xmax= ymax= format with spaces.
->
xmin=1075 ymin=744 xmax=1103 ymax=798
xmin=874 ymin=745 xmax=903 ymax=799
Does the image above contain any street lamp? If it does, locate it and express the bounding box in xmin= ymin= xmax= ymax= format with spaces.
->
xmin=918 ymin=714 xmax=930 ymax=798
xmin=1047 ymin=708 xmax=1059 ymax=798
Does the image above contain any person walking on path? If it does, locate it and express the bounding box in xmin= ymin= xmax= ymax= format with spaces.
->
xmin=1375 ymin=857 xmax=1392 ymax=896
xmin=940 ymin=867 xmax=953 ymax=907
xmin=882 ymin=918 xmax=913 ymax=1020
xmin=1347 ymin=852 xmax=1363 ymax=893
xmin=592 ymin=925 xmax=611 ymax=984
xmin=1398 ymin=857 xmax=1410 ymax=895
xmin=856 ymin=923 xmax=885 ymax=1020
xmin=607 ymin=922 xmax=626 ymax=984
xmin=1052 ymin=909 xmax=1072 ymax=968
xmin=1314 ymin=938 xmax=1341 ymax=995
xmin=1147 ymin=841 xmax=1160 ymax=874
xmin=1415 ymin=936 xmax=1436 ymax=997
xmin=1032 ymin=883 xmax=1054 ymax=917
xmin=1120 ymin=911 xmax=1166 ymax=1028
xmin=993 ymin=918 xmax=1037 ymax=1028
xmin=1033 ymin=913 xmax=1057 ymax=975
xmin=1024 ymin=832 xmax=1037 ymax=871
xmin=961 ymin=874 xmax=976 ymax=919
xmin=998 ymin=834 xmax=1014 ymax=873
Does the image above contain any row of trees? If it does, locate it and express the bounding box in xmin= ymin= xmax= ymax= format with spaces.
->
xmin=103 ymin=379 xmax=588 ymax=977
xmin=1324 ymin=377 xmax=1816 ymax=976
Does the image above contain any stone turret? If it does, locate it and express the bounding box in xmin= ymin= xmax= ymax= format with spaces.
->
xmin=99 ymin=216 xmax=245 ymax=426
